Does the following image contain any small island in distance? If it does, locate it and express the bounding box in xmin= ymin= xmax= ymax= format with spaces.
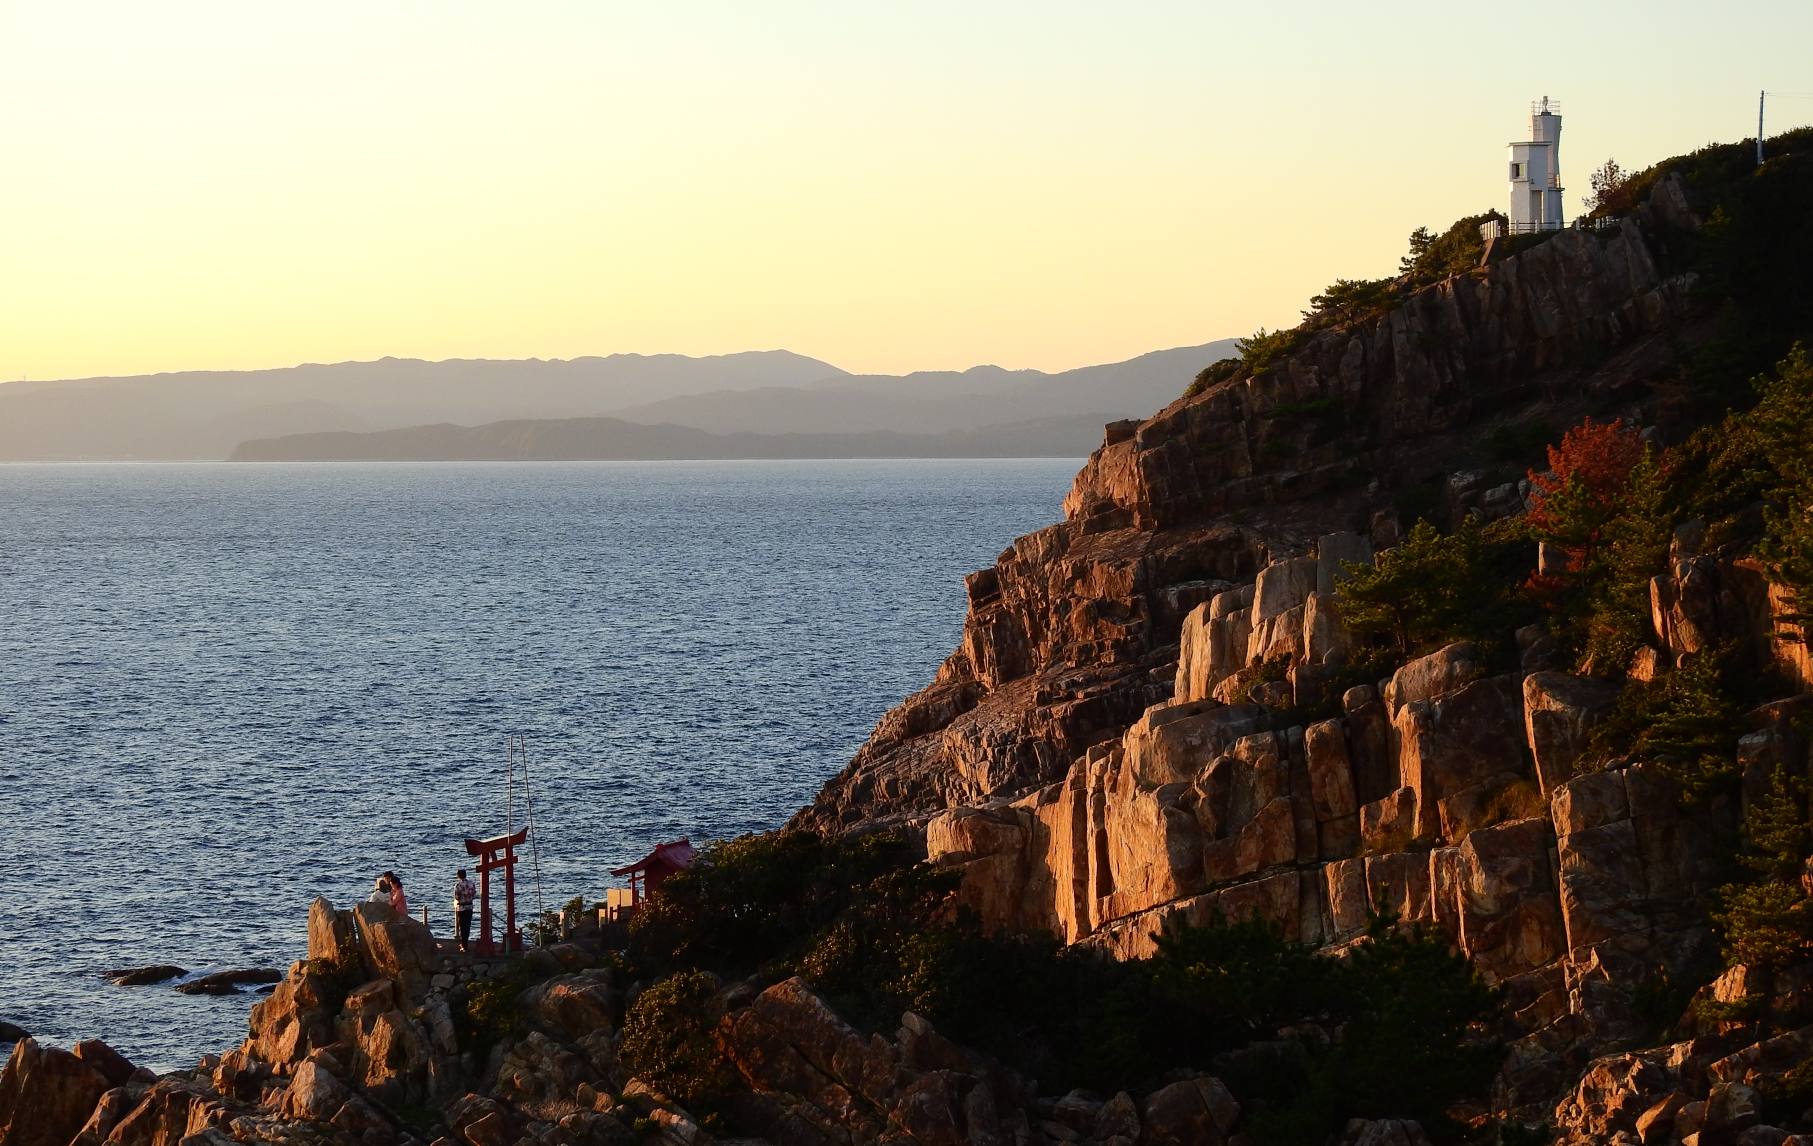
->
xmin=227 ymin=413 xmax=1118 ymax=461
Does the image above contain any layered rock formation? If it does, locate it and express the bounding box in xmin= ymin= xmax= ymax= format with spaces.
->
xmin=793 ymin=188 xmax=1711 ymax=840
xmin=789 ymin=174 xmax=1813 ymax=1135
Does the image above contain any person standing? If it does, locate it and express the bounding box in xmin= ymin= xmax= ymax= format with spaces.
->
xmin=453 ymin=869 xmax=477 ymax=951
xmin=385 ymin=871 xmax=408 ymax=917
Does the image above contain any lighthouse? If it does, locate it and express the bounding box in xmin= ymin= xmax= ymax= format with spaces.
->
xmin=1508 ymin=97 xmax=1564 ymax=232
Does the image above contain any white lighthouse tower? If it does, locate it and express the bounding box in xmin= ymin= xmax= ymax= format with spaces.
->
xmin=1508 ymin=97 xmax=1564 ymax=232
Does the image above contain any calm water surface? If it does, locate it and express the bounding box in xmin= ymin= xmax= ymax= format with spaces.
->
xmin=0 ymin=459 xmax=1078 ymax=1070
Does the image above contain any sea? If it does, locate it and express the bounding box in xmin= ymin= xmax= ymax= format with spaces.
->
xmin=0 ymin=458 xmax=1079 ymax=1072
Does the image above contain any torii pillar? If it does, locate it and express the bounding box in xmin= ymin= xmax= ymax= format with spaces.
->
xmin=464 ymin=827 xmax=529 ymax=955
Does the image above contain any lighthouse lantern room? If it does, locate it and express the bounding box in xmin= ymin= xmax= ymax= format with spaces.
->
xmin=1508 ymin=97 xmax=1564 ymax=232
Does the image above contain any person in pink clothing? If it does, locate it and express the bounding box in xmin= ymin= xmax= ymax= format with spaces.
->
xmin=383 ymin=870 xmax=408 ymax=916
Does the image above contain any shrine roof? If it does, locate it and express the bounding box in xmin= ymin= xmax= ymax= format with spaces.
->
xmin=610 ymin=838 xmax=695 ymax=877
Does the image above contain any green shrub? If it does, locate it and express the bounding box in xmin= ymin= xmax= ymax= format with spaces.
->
xmin=1335 ymin=520 xmax=1532 ymax=663
xmin=1399 ymin=211 xmax=1505 ymax=281
xmin=629 ymin=830 xmax=935 ymax=978
xmin=1760 ymin=1056 xmax=1813 ymax=1127
xmin=1237 ymin=328 xmax=1307 ymax=374
xmin=1581 ymin=648 xmax=1744 ymax=800
xmin=1713 ymin=882 xmax=1812 ymax=970
xmin=454 ymin=974 xmax=526 ymax=1056
xmin=620 ymin=970 xmax=729 ymax=1104
xmin=1227 ymin=651 xmax=1292 ymax=704
xmin=1188 ymin=358 xmax=1242 ymax=397
xmin=1302 ymin=278 xmax=1397 ymax=328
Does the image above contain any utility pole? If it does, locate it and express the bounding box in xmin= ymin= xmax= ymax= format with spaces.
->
xmin=1758 ymin=90 xmax=1765 ymax=166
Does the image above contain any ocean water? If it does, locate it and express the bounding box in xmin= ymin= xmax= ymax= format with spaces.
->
xmin=0 ymin=458 xmax=1079 ymax=1072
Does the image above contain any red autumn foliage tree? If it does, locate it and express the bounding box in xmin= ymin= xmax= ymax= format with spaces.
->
xmin=1526 ymin=417 xmax=1646 ymax=567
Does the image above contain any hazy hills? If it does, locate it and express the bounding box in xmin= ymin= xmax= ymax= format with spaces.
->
xmin=605 ymin=343 xmax=1240 ymax=436
xmin=0 ymin=339 xmax=1238 ymax=460
xmin=0 ymin=351 xmax=842 ymax=461
xmin=229 ymin=414 xmax=1116 ymax=462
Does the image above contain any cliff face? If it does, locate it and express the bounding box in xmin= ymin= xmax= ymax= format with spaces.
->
xmin=790 ymin=177 xmax=1813 ymax=1129
xmin=794 ymin=195 xmax=1708 ymax=841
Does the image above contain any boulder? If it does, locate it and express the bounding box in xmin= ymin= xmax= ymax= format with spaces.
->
xmin=525 ymin=973 xmax=618 ymax=1041
xmin=1552 ymin=770 xmax=1629 ymax=835
xmin=1434 ymin=772 xmax=1524 ymax=843
xmin=94 ymin=1079 xmax=206 ymax=1146
xmin=447 ymin=1093 xmax=525 ymax=1146
xmin=1652 ymin=557 xmax=1772 ymax=660
xmin=1386 ymin=642 xmax=1476 ymax=714
xmin=1121 ymin=701 xmax=1264 ymax=789
xmin=1554 ymin=1053 xmax=1670 ymax=1142
xmin=1455 ymin=818 xmax=1563 ymax=981
xmin=247 ymin=964 xmax=337 ymax=1068
xmin=1325 ymin=858 xmax=1371 ymax=939
xmin=1177 ymin=587 xmax=1258 ymax=704
xmin=70 ymin=1040 xmax=136 ymax=1087
xmin=1636 ymin=1094 xmax=1686 ymax=1145
xmin=66 ymin=1085 xmax=133 ymax=1146
xmin=1141 ymin=1076 xmax=1239 ymax=1146
xmin=102 ymin=965 xmax=185 ymax=986
xmin=1304 ymin=720 xmax=1357 ymax=822
xmin=1332 ymin=1120 xmax=1434 ymax=1146
xmin=1523 ymin=672 xmax=1623 ymax=793
xmin=345 ymin=1007 xmax=432 ymax=1103
xmin=1366 ymin=850 xmax=1432 ymax=927
xmin=1342 ymin=686 xmax=1397 ymax=806
xmin=1252 ymin=557 xmax=1317 ymax=626
xmin=308 ymin=896 xmax=358 ymax=963
xmin=1630 ymin=645 xmax=1668 ymax=682
xmin=0 ymin=1037 xmax=111 ymax=1146
xmin=1394 ymin=675 xmax=1526 ymax=841
xmin=1317 ymin=531 xmax=1374 ymax=596
xmin=1706 ymin=1082 xmax=1762 ymax=1137
xmin=212 ymin=1048 xmax=272 ymax=1102
xmin=1303 ymin=592 xmax=1352 ymax=667
xmin=353 ymin=900 xmax=440 ymax=1003
xmin=1359 ymin=787 xmax=1417 ymax=853
xmin=279 ymin=1060 xmax=350 ymax=1121
xmin=1096 ymin=1090 xmax=1141 ymax=1140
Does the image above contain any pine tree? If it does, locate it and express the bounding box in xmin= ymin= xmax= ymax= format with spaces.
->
xmin=1582 ymin=449 xmax=1674 ymax=674
xmin=1336 ymin=520 xmax=1484 ymax=656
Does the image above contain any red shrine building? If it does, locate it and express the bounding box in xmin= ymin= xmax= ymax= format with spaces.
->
xmin=605 ymin=838 xmax=695 ymax=919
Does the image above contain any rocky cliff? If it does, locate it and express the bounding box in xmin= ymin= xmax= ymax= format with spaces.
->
xmin=786 ymin=172 xmax=1813 ymax=1136
xmin=0 ymin=897 xmax=1263 ymax=1146
xmin=792 ymin=193 xmax=1709 ymax=839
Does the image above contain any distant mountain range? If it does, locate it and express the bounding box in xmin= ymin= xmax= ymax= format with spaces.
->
xmin=0 ymin=340 xmax=1237 ymax=460
xmin=229 ymin=414 xmax=1117 ymax=462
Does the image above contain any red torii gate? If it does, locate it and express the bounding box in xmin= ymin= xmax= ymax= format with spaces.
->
xmin=464 ymin=826 xmax=529 ymax=955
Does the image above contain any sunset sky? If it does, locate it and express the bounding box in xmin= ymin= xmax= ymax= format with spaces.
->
xmin=2 ymin=1 xmax=1808 ymax=382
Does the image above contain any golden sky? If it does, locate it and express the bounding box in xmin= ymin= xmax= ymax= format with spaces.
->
xmin=1 ymin=1 xmax=1808 ymax=382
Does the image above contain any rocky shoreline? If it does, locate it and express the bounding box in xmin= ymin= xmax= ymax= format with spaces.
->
xmin=8 ymin=149 xmax=1813 ymax=1146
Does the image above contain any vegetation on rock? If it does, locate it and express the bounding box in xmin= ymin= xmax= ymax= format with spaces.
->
xmin=619 ymin=969 xmax=730 ymax=1104
xmin=619 ymin=829 xmax=1503 ymax=1145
